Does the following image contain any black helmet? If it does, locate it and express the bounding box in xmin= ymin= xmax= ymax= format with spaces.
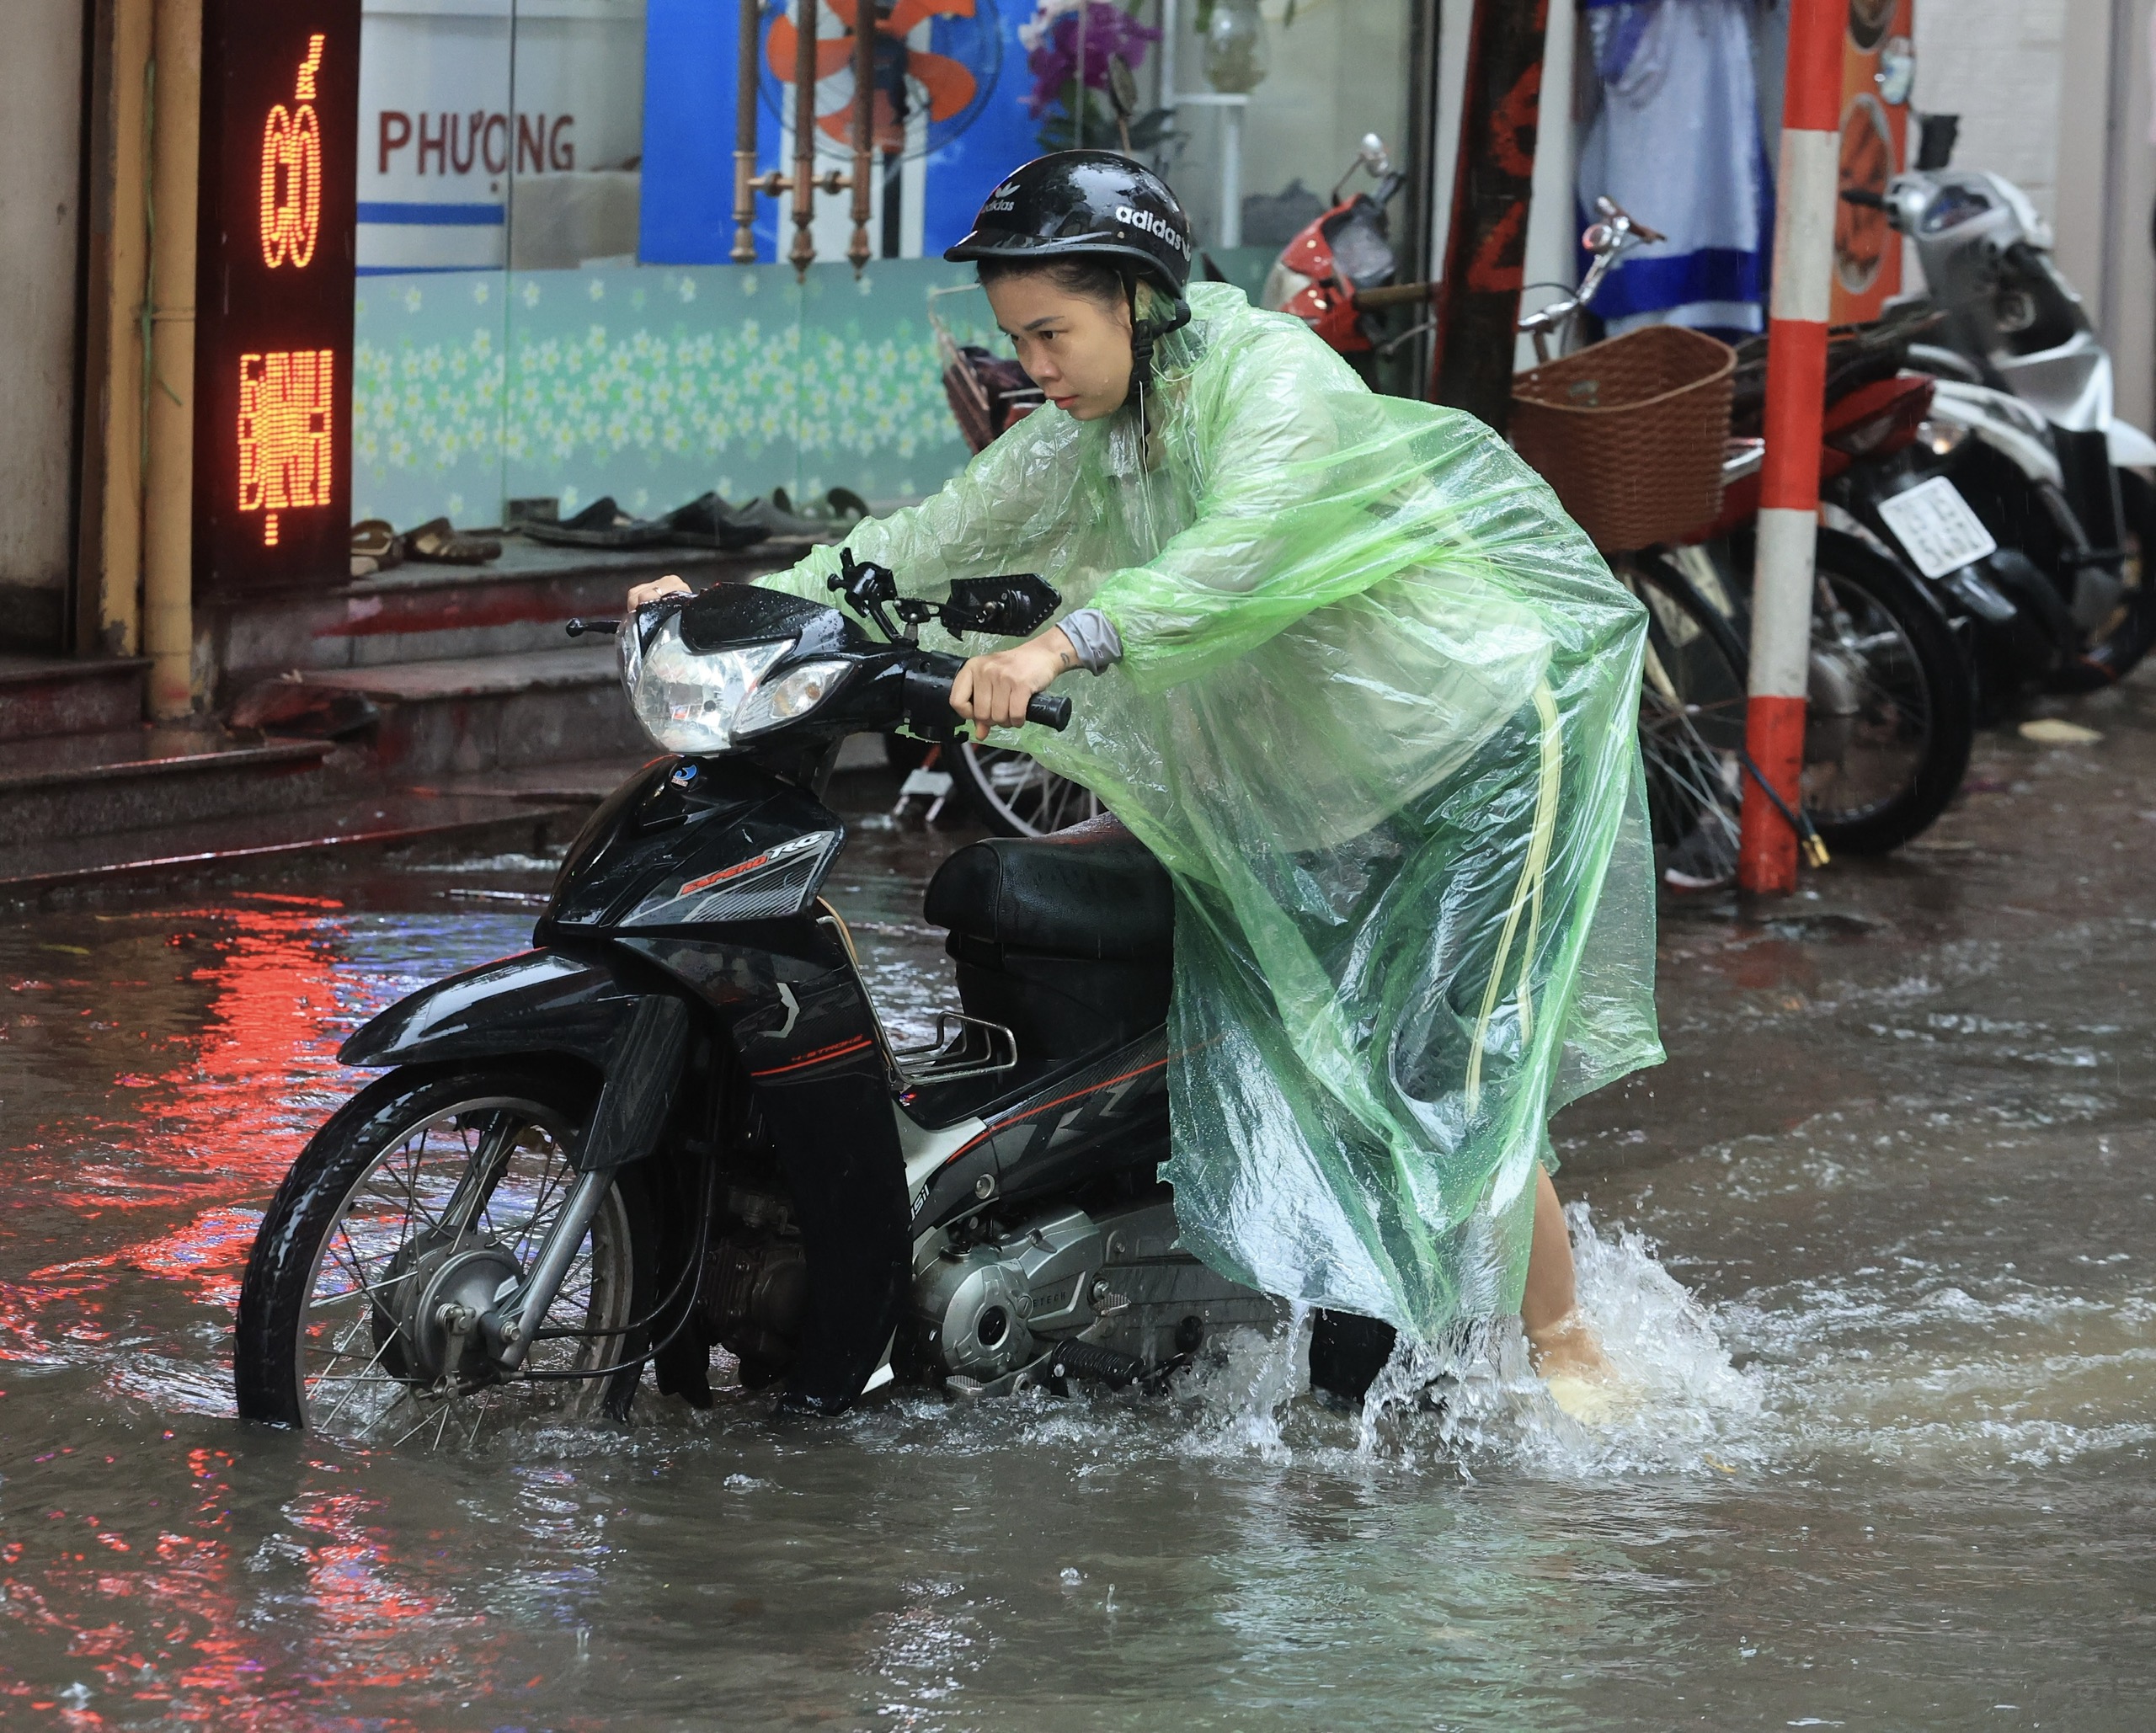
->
xmin=944 ymin=151 xmax=1193 ymax=296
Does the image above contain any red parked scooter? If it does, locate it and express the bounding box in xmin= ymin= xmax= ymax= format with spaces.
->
xmin=1261 ymin=134 xmax=1434 ymax=365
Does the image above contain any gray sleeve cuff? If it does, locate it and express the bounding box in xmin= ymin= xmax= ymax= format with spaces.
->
xmin=1057 ymin=607 xmax=1124 ymax=674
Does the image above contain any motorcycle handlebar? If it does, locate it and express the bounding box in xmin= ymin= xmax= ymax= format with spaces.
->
xmin=580 ymin=610 xmax=1071 ymax=733
xmin=903 ymin=653 xmax=1071 ymax=733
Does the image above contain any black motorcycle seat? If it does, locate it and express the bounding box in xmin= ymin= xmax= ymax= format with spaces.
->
xmin=924 ymin=814 xmax=1174 ymax=960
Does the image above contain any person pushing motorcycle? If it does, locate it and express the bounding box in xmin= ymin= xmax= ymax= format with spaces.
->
xmin=630 ymin=153 xmax=1662 ymax=1416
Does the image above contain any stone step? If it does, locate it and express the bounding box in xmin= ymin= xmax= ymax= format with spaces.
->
xmin=0 ymin=726 xmax=334 ymax=846
xmin=419 ymin=755 xmax=657 ymax=806
xmin=293 ymin=646 xmax=644 ymax=778
xmin=205 ymin=538 xmax=803 ymax=699
xmin=0 ymin=788 xmax=569 ymax=895
xmin=413 ymin=726 xmax=899 ymax=810
xmin=0 ymin=655 xmax=150 ymax=741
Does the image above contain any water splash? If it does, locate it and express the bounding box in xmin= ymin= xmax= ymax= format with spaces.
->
xmin=1347 ymin=1204 xmax=1761 ymax=1477
xmin=1172 ymin=1301 xmax=1310 ymax=1464
xmin=1128 ymin=1204 xmax=1766 ymax=1480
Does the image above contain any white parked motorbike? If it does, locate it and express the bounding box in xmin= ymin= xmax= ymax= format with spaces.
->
xmin=1852 ymin=158 xmax=2156 ymax=695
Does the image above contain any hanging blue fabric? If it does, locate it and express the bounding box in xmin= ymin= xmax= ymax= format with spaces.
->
xmin=1575 ymin=0 xmax=1775 ymax=338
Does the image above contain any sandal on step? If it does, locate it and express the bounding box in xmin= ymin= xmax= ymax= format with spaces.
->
xmin=350 ymin=519 xmax=404 ymax=577
xmin=403 ymin=517 xmax=503 ymax=564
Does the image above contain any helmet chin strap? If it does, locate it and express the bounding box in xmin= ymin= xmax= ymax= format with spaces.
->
xmin=1122 ymin=270 xmax=1193 ymax=413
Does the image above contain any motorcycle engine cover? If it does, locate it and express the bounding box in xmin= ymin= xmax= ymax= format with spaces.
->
xmin=701 ymin=1189 xmax=809 ymax=1373
xmin=913 ymin=1214 xmax=1086 ymax=1379
xmin=911 ymin=1198 xmax=1284 ymax=1383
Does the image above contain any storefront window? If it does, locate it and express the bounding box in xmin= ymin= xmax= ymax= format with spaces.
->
xmin=1155 ymin=0 xmax=1418 ymax=262
xmin=358 ymin=2 xmax=515 ymax=273
xmin=510 ymin=0 xmax=647 ymax=269
xmin=351 ymin=1 xmax=1428 ymax=536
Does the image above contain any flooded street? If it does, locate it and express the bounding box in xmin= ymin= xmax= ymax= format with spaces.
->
xmin=3 ymin=686 xmax=2154 ymax=1731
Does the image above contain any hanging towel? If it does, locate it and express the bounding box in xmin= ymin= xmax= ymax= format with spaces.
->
xmin=1576 ymin=0 xmax=1773 ymax=338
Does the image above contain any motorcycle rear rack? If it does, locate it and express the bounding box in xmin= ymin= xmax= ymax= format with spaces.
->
xmin=894 ymin=1011 xmax=1019 ymax=1086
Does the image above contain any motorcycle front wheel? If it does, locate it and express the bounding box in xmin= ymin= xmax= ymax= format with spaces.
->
xmin=1648 ymin=531 xmax=1975 ymax=860
xmin=2053 ymin=466 xmax=2156 ymax=691
xmin=947 ymin=739 xmax=1103 ymax=837
xmin=1797 ymin=528 xmax=1973 ymax=853
xmin=233 ymin=1066 xmax=654 ymax=1444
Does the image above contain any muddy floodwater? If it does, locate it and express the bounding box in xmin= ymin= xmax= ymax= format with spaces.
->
xmin=4 ymin=689 xmax=2156 ymax=1730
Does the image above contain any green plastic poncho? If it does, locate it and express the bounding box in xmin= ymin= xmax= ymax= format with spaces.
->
xmin=766 ymin=282 xmax=1662 ymax=1340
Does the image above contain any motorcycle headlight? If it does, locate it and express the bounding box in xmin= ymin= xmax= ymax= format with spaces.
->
xmin=1914 ymin=415 xmax=1971 ymax=457
xmin=622 ymin=611 xmax=794 ymax=755
xmin=731 ymin=658 xmax=854 ymax=739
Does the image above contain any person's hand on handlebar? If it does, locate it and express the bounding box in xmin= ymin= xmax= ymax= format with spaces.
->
xmin=626 ymin=574 xmax=691 ymax=611
xmin=950 ymin=627 xmax=1076 ymax=741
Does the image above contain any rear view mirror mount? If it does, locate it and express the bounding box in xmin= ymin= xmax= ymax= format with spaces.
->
xmin=938 ymin=574 xmax=1063 ymax=639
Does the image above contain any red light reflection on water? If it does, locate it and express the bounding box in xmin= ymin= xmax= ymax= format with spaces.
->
xmin=1 ymin=900 xmax=536 ymax=1727
xmin=5 ymin=1442 xmax=491 ymax=1729
xmin=18 ymin=902 xmax=366 ymax=1319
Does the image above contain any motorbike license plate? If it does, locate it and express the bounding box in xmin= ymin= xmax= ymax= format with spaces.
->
xmin=1876 ymin=476 xmax=1999 ymax=579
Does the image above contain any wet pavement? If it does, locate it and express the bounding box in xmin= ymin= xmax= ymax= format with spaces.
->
xmin=2 ymin=684 xmax=2153 ymax=1730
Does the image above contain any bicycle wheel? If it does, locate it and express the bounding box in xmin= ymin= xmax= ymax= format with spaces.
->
xmin=234 ymin=1065 xmax=653 ymax=1444
xmin=1800 ymin=529 xmax=1973 ymax=852
xmin=1620 ymin=553 xmax=1749 ymax=890
xmin=947 ymin=739 xmax=1104 ymax=837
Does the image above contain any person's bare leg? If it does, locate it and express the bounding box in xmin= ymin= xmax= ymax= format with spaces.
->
xmin=1521 ymin=1170 xmax=1611 ymax=1380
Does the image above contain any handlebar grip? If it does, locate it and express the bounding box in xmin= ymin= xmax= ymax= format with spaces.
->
xmin=1026 ymin=692 xmax=1072 ymax=732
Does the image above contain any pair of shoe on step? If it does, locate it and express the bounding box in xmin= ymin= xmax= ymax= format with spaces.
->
xmin=734 ymin=486 xmax=870 ymax=541
xmin=520 ymin=488 xmax=868 ymax=551
xmin=350 ymin=517 xmax=502 ymax=576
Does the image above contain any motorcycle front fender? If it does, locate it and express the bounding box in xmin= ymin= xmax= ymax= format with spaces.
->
xmin=339 ymin=948 xmax=643 ymax=1071
xmin=2106 ymin=417 xmax=2156 ymax=471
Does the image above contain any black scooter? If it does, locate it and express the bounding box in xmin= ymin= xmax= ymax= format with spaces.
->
xmin=233 ymin=560 xmax=1282 ymax=1438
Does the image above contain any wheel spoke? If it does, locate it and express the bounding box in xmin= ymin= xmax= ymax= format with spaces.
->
xmin=1620 ymin=560 xmax=1749 ymax=877
xmin=392 ymin=1400 xmax=448 ymax=1448
xmin=314 ymin=1326 xmax=403 ymax=1426
xmin=307 ymin=1266 xmax=416 ymax=1311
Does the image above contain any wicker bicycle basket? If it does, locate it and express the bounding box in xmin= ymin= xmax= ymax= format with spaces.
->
xmin=1510 ymin=323 xmax=1737 ymax=552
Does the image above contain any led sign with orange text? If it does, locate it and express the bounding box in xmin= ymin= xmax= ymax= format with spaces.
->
xmin=195 ymin=3 xmax=359 ymax=595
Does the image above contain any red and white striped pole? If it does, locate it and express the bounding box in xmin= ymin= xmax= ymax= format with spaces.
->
xmin=1739 ymin=0 xmax=1844 ymax=893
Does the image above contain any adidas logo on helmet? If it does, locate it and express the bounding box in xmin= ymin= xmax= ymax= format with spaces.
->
xmin=1116 ymin=204 xmax=1191 ymax=259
